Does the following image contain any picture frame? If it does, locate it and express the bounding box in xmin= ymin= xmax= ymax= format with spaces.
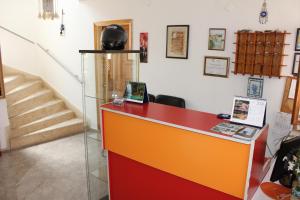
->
xmin=247 ymin=78 xmax=264 ymax=99
xmin=140 ymin=32 xmax=148 ymax=63
xmin=292 ymin=53 xmax=300 ymax=76
xmin=295 ymin=28 xmax=300 ymax=51
xmin=166 ymin=25 xmax=189 ymax=59
xmin=203 ymin=56 xmax=229 ymax=78
xmin=208 ymin=28 xmax=226 ymax=51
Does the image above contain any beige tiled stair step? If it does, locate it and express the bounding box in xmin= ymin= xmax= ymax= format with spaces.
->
xmin=10 ymin=99 xmax=65 ymax=129
xmin=10 ymin=118 xmax=84 ymax=150
xmin=4 ymin=74 xmax=25 ymax=92
xmin=8 ymin=89 xmax=53 ymax=118
xmin=6 ymin=80 xmax=43 ymax=106
xmin=10 ymin=110 xmax=75 ymax=138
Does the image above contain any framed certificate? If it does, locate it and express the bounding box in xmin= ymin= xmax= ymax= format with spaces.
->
xmin=204 ymin=56 xmax=229 ymax=78
xmin=230 ymin=96 xmax=267 ymax=128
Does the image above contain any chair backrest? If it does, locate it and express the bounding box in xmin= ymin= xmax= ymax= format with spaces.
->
xmin=148 ymin=93 xmax=155 ymax=102
xmin=155 ymin=94 xmax=186 ymax=108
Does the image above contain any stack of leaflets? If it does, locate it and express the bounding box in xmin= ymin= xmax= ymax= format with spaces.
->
xmin=211 ymin=122 xmax=259 ymax=140
xmin=233 ymin=127 xmax=259 ymax=140
xmin=211 ymin=122 xmax=245 ymax=135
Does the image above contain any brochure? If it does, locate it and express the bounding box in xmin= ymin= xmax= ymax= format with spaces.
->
xmin=233 ymin=127 xmax=259 ymax=140
xmin=123 ymin=82 xmax=149 ymax=103
xmin=211 ymin=122 xmax=245 ymax=135
xmin=230 ymin=96 xmax=266 ymax=128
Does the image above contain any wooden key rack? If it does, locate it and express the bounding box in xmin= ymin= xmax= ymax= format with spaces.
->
xmin=233 ymin=30 xmax=289 ymax=78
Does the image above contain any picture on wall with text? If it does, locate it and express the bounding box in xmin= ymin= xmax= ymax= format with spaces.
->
xmin=140 ymin=32 xmax=148 ymax=63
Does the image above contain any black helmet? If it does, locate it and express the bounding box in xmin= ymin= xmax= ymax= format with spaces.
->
xmin=101 ymin=24 xmax=128 ymax=50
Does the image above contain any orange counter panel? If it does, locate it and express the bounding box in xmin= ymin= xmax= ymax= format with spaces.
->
xmin=103 ymin=111 xmax=251 ymax=199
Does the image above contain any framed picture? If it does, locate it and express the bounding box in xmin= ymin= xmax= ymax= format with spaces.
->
xmin=166 ymin=25 xmax=189 ymax=59
xmin=295 ymin=28 xmax=300 ymax=51
xmin=247 ymin=78 xmax=264 ymax=98
xmin=292 ymin=53 xmax=300 ymax=75
xmin=140 ymin=32 xmax=148 ymax=63
xmin=203 ymin=56 xmax=229 ymax=78
xmin=208 ymin=28 xmax=226 ymax=51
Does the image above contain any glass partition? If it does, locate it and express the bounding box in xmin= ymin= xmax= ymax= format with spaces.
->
xmin=80 ymin=50 xmax=140 ymax=200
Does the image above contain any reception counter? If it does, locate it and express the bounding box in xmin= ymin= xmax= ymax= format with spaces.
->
xmin=100 ymin=102 xmax=270 ymax=200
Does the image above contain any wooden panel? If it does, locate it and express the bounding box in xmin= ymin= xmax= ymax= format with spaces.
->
xmin=272 ymin=32 xmax=285 ymax=77
xmin=103 ymin=111 xmax=251 ymax=199
xmin=0 ymin=47 xmax=5 ymax=99
xmin=254 ymin=32 xmax=265 ymax=75
xmin=292 ymin=65 xmax=300 ymax=125
xmin=281 ymin=77 xmax=296 ymax=113
xmin=94 ymin=19 xmax=132 ymax=50
xmin=262 ymin=32 xmax=276 ymax=76
xmin=236 ymin=32 xmax=248 ymax=74
xmin=234 ymin=30 xmax=286 ymax=77
xmin=93 ymin=19 xmax=133 ymax=129
xmin=245 ymin=33 xmax=256 ymax=74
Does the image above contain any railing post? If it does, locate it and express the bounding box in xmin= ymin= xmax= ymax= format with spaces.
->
xmin=0 ymin=47 xmax=5 ymax=99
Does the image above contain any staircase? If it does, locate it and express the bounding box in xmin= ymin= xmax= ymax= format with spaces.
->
xmin=3 ymin=68 xmax=84 ymax=150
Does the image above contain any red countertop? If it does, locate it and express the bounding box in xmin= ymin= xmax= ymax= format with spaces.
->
xmin=100 ymin=102 xmax=235 ymax=138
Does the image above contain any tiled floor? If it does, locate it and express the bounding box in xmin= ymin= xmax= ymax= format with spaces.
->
xmin=0 ymin=134 xmax=88 ymax=200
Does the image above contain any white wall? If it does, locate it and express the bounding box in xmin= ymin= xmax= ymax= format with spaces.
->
xmin=0 ymin=99 xmax=9 ymax=150
xmin=0 ymin=0 xmax=41 ymax=76
xmin=0 ymin=0 xmax=300 ymax=131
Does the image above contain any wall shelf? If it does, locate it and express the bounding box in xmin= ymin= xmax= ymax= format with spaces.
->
xmin=233 ymin=30 xmax=288 ymax=78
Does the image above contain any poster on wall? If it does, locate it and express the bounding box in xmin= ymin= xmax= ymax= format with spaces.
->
xmin=292 ymin=53 xmax=300 ymax=75
xmin=140 ymin=32 xmax=148 ymax=63
xmin=295 ymin=28 xmax=300 ymax=51
xmin=208 ymin=28 xmax=226 ymax=51
xmin=166 ymin=25 xmax=189 ymax=59
xmin=247 ymin=78 xmax=264 ymax=99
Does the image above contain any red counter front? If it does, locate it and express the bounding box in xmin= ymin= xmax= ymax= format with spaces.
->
xmin=100 ymin=102 xmax=269 ymax=200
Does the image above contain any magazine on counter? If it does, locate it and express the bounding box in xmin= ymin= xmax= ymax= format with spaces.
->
xmin=211 ymin=122 xmax=245 ymax=135
xmin=233 ymin=127 xmax=259 ymax=140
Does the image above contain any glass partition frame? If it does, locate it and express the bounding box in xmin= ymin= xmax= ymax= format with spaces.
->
xmin=80 ymin=50 xmax=140 ymax=200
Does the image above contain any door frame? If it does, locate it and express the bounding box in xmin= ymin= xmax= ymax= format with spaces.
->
xmin=93 ymin=19 xmax=133 ymax=129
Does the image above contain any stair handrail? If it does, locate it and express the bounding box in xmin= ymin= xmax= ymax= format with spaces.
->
xmin=0 ymin=25 xmax=82 ymax=84
xmin=36 ymin=43 xmax=82 ymax=84
xmin=0 ymin=25 xmax=35 ymax=45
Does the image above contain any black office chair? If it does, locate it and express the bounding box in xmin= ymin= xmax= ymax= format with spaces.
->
xmin=154 ymin=94 xmax=186 ymax=108
xmin=148 ymin=93 xmax=155 ymax=102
